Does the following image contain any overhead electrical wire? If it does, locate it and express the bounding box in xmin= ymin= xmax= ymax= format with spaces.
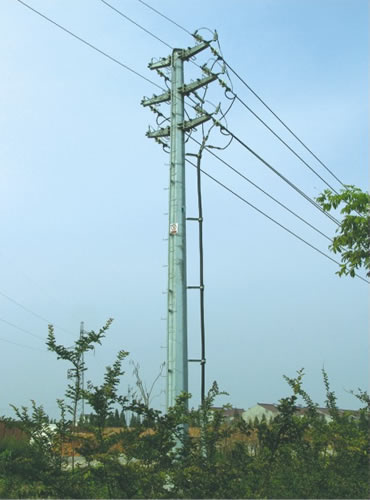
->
xmin=186 ymin=93 xmax=341 ymax=225
xmin=137 ymin=0 xmax=193 ymax=36
xmin=136 ymin=0 xmax=351 ymax=191
xmin=188 ymin=137 xmax=332 ymax=242
xmin=100 ymin=0 xmax=173 ymax=49
xmin=218 ymin=60 xmax=348 ymax=190
xmin=205 ymin=117 xmax=342 ymax=226
xmin=99 ymin=0 xmax=347 ymax=203
xmin=185 ymin=158 xmax=369 ymax=284
xmin=15 ymin=0 xmax=165 ymax=91
xmin=0 ymin=336 xmax=44 ymax=353
xmin=230 ymin=95 xmax=341 ymax=193
xmin=15 ymin=0 xmax=366 ymax=284
xmin=0 ymin=290 xmax=74 ymax=337
xmin=120 ymin=4 xmax=365 ymax=274
xmin=101 ymin=0 xmax=233 ymax=114
xmin=98 ymin=0 xmax=349 ymax=226
xmin=0 ymin=249 xmax=80 ymax=322
xmin=0 ymin=289 xmax=55 ymax=324
xmin=0 ymin=317 xmax=46 ymax=341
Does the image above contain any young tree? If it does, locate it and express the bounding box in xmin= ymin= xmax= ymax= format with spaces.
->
xmin=46 ymin=318 xmax=113 ymax=473
xmin=46 ymin=319 xmax=113 ymax=429
xmin=316 ymin=186 xmax=370 ymax=277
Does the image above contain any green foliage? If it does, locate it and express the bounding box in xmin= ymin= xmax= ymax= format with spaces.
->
xmin=47 ymin=318 xmax=113 ymax=427
xmin=250 ymin=369 xmax=369 ymax=499
xmin=1 ymin=400 xmax=71 ymax=498
xmin=316 ymin=185 xmax=370 ymax=277
xmin=1 ymin=324 xmax=368 ymax=499
xmin=82 ymin=349 xmax=128 ymax=432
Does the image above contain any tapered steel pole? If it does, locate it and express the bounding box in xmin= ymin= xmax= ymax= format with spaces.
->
xmin=167 ymin=49 xmax=188 ymax=410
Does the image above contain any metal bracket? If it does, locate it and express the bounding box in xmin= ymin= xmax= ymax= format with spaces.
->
xmin=181 ymin=41 xmax=210 ymax=61
xmin=181 ymin=74 xmax=218 ymax=96
xmin=188 ymin=358 xmax=206 ymax=364
xmin=147 ymin=126 xmax=170 ymax=138
xmin=148 ymin=56 xmax=171 ymax=70
xmin=180 ymin=114 xmax=211 ymax=131
xmin=141 ymin=91 xmax=170 ymax=107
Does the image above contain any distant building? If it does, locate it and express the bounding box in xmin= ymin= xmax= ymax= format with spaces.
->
xmin=242 ymin=403 xmax=359 ymax=423
xmin=242 ymin=403 xmax=280 ymax=423
xmin=211 ymin=407 xmax=245 ymax=422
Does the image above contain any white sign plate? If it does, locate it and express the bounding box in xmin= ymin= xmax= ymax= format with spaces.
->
xmin=169 ymin=223 xmax=178 ymax=235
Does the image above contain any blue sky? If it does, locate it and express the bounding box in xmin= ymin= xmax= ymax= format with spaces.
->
xmin=0 ymin=0 xmax=368 ymax=417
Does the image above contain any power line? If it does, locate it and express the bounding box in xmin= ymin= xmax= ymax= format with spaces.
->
xmin=96 ymin=0 xmax=343 ymax=205
xmin=111 ymin=0 xmax=344 ymax=218
xmin=15 ymin=0 xmax=365 ymax=283
xmin=0 ymin=336 xmax=44 ymax=353
xmin=115 ymin=4 xmax=363 ymax=247
xmin=210 ymin=119 xmax=342 ymax=226
xmin=189 ymin=90 xmax=341 ymax=225
xmin=231 ymin=95 xmax=340 ymax=194
xmin=108 ymin=1 xmax=347 ymax=196
xmin=15 ymin=0 xmax=165 ymax=91
xmin=136 ymin=0 xmax=350 ymax=190
xmin=188 ymin=137 xmax=332 ymax=242
xmin=137 ymin=0 xmax=192 ymax=36
xmin=0 ymin=317 xmax=45 ymax=341
xmin=0 ymin=289 xmax=74 ymax=337
xmin=0 ymin=249 xmax=77 ymax=319
xmin=219 ymin=59 xmax=348 ymax=190
xmin=100 ymin=0 xmax=173 ymax=49
xmin=97 ymin=4 xmax=355 ymax=274
xmin=0 ymin=289 xmax=53 ymax=324
xmin=185 ymin=158 xmax=369 ymax=284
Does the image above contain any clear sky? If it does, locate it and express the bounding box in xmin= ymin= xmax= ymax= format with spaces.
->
xmin=0 ymin=0 xmax=368 ymax=418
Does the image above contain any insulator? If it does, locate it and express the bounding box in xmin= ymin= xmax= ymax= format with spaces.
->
xmin=210 ymin=46 xmax=220 ymax=57
xmin=193 ymin=32 xmax=203 ymax=43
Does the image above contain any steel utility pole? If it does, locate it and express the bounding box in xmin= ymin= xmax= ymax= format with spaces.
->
xmin=142 ymin=39 xmax=217 ymax=410
xmin=167 ymin=49 xmax=187 ymax=409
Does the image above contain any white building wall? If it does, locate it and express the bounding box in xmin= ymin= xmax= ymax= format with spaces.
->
xmin=242 ymin=405 xmax=278 ymax=423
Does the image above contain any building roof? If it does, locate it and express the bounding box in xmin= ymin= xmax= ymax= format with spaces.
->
xmin=256 ymin=403 xmax=280 ymax=413
xmin=250 ymin=403 xmax=359 ymax=418
xmin=212 ymin=407 xmax=245 ymax=417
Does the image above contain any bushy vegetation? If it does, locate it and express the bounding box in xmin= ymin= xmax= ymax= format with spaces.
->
xmin=316 ymin=186 xmax=370 ymax=278
xmin=0 ymin=321 xmax=368 ymax=499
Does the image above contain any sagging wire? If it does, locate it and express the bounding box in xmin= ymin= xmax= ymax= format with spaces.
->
xmin=186 ymin=31 xmax=235 ymax=150
xmin=193 ymin=99 xmax=233 ymax=151
xmin=145 ymin=29 xmax=235 ymax=155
